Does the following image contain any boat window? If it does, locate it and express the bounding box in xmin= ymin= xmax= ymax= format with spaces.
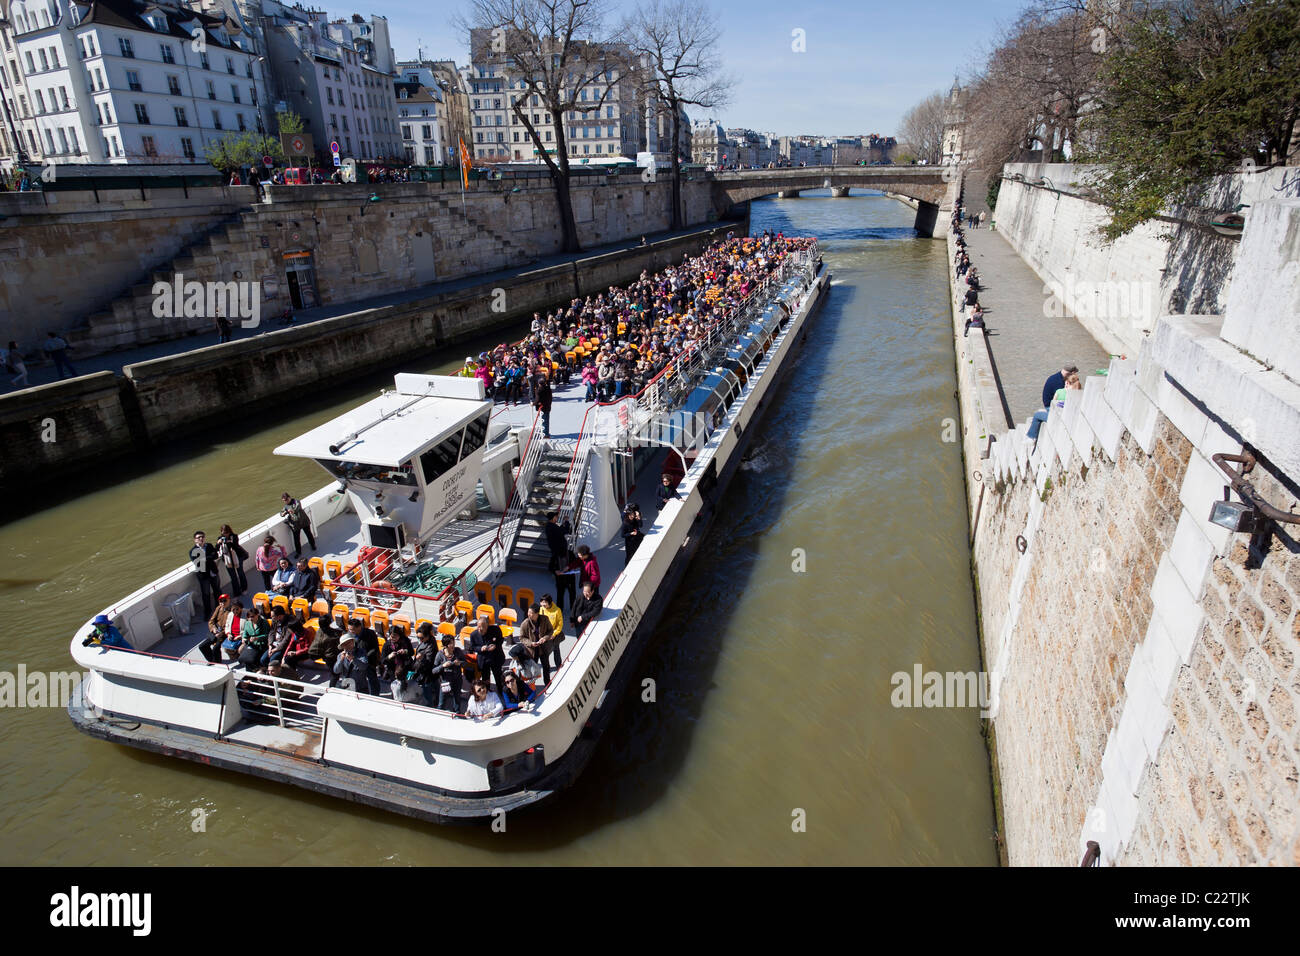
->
xmin=420 ymin=431 xmax=463 ymax=484
xmin=316 ymin=459 xmax=416 ymax=486
xmin=458 ymin=410 xmax=490 ymax=460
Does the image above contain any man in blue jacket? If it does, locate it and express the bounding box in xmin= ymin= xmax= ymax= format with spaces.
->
xmin=1041 ymin=364 xmax=1078 ymax=409
xmin=83 ymin=615 xmax=133 ymax=651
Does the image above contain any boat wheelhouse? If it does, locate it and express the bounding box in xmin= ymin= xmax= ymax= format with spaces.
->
xmin=68 ymin=241 xmax=828 ymax=822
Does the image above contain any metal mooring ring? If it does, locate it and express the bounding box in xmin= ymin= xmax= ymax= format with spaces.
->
xmin=1016 ymin=535 xmax=1028 ymax=554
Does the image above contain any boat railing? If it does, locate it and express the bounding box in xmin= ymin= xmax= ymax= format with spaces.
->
xmin=234 ymin=670 xmax=327 ymax=732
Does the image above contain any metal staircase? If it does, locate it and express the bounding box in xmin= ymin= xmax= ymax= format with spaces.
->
xmin=508 ymin=441 xmax=577 ymax=569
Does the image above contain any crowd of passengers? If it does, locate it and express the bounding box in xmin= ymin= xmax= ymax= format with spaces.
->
xmin=455 ymin=230 xmax=817 ymax=407
xmin=93 ymin=233 xmax=818 ymax=715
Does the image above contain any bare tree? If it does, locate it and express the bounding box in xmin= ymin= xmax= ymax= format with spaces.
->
xmin=463 ymin=0 xmax=632 ymax=253
xmin=898 ymin=91 xmax=947 ymax=164
xmin=627 ymin=0 xmax=733 ymax=229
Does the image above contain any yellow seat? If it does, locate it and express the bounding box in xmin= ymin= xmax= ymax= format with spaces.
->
xmin=474 ymin=581 xmax=492 ymax=605
xmin=325 ymin=559 xmax=343 ymax=581
xmin=500 ymin=624 xmax=514 ymax=639
xmin=498 ymin=608 xmax=518 ymax=627
xmin=377 ymin=636 xmax=385 ymax=654
xmin=308 ymin=556 xmax=325 ymax=578
xmin=311 ymin=598 xmax=330 ymax=618
xmin=331 ymin=603 xmax=350 ymax=627
xmin=437 ymin=621 xmax=457 ymax=637
xmin=252 ymin=592 xmax=270 ymax=613
xmin=454 ymin=599 xmax=474 ymax=619
xmin=271 ymin=594 xmax=289 ymax=612
xmin=415 ymin=617 xmax=434 ymax=634
xmin=475 ymin=603 xmax=495 ymax=623
xmin=351 ymin=607 xmax=370 ymax=626
xmin=391 ymin=614 xmax=411 ymax=637
xmin=371 ymin=609 xmax=389 ymax=632
xmin=493 ymin=584 xmax=513 ymax=609
xmin=291 ymin=597 xmax=309 ymax=618
xmin=516 ymin=587 xmax=535 ymax=611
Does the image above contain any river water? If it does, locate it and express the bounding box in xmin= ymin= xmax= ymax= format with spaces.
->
xmin=0 ymin=191 xmax=996 ymax=865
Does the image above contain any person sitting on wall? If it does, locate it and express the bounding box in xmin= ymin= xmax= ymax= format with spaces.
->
xmin=571 ymin=581 xmax=603 ymax=637
xmin=1028 ymin=370 xmax=1081 ymax=442
xmin=964 ymin=305 xmax=987 ymax=337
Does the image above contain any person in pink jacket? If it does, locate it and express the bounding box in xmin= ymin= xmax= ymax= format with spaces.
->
xmin=254 ymin=536 xmax=289 ymax=591
xmin=581 ymin=362 xmax=599 ymax=402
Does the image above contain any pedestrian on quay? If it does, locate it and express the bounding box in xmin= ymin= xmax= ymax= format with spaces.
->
xmin=533 ymin=372 xmax=553 ymax=438
xmin=43 ymin=331 xmax=76 ymax=379
xmin=3 ymin=341 xmax=28 ymax=388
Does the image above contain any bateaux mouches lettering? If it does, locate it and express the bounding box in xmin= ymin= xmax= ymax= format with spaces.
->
xmin=565 ymin=598 xmax=642 ymax=722
xmin=431 ymin=464 xmax=472 ymax=522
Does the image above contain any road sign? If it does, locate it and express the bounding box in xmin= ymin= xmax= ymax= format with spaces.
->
xmin=289 ymin=135 xmax=307 ymax=155
xmin=262 ymin=155 xmax=273 ymax=168
xmin=333 ymin=154 xmax=342 ymax=167
xmin=330 ymin=141 xmax=340 ymax=154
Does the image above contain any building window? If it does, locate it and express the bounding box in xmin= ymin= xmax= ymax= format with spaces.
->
xmin=206 ymin=80 xmax=215 ymax=99
xmin=120 ymin=37 xmax=135 ymax=59
xmin=38 ymin=49 xmax=48 ymax=71
xmin=231 ymin=84 xmax=240 ymax=103
xmin=401 ymin=124 xmax=410 ymax=139
xmin=249 ymin=86 xmax=256 ymax=105
xmin=167 ymin=75 xmax=181 ymax=96
xmin=141 ymin=134 xmax=157 ymax=156
xmin=127 ymin=70 xmax=141 ymax=92
xmin=174 ymin=105 xmax=187 ymax=126
xmin=327 ymin=87 xmax=333 ymax=105
xmin=212 ymin=109 xmax=221 ymax=129
xmin=181 ymin=136 xmax=195 ymax=159
xmin=422 ymin=124 xmax=431 ymax=140
xmin=226 ymin=57 xmax=234 ymax=75
xmin=237 ymin=113 xmax=246 ymax=131
xmin=246 ymin=61 xmax=253 ymax=79
xmin=59 ymin=87 xmax=69 ymax=110
xmin=34 ymin=89 xmax=45 ymax=113
xmin=161 ymin=45 xmax=175 ymax=65
xmin=200 ymin=52 xmax=209 ymax=70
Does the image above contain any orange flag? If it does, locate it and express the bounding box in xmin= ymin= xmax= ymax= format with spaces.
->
xmin=459 ymin=137 xmax=472 ymax=188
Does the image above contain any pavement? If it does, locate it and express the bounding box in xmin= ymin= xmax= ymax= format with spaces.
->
xmin=960 ymin=222 xmax=1111 ymax=425
xmin=3 ymin=220 xmax=738 ymax=394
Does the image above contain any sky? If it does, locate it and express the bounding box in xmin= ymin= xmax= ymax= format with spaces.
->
xmin=367 ymin=0 xmax=1029 ymax=137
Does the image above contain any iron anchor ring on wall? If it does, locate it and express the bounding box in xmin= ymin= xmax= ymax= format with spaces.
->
xmin=1016 ymin=535 xmax=1028 ymax=554
xmin=973 ymin=470 xmax=983 ymax=482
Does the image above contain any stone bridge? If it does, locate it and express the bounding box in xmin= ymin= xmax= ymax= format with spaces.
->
xmin=709 ymin=165 xmax=961 ymax=237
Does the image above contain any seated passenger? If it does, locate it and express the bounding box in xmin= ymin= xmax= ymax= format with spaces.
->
xmin=389 ymin=651 xmax=422 ymax=702
xmin=466 ymin=679 xmax=503 ymax=719
xmin=262 ymin=605 xmax=304 ymax=669
xmin=571 ymin=581 xmax=603 ymax=636
xmin=656 ymin=472 xmax=678 ymax=511
xmin=82 ymin=614 xmax=134 ymax=651
xmin=288 ymin=558 xmax=320 ymax=600
xmin=275 ymin=617 xmax=317 ymax=676
xmin=222 ymin=605 xmax=257 ymax=660
xmin=269 ymin=556 xmax=295 ymax=594
xmin=425 ymin=635 xmax=467 ymax=712
xmin=333 ymin=633 xmax=380 ymax=694
xmin=309 ymin=614 xmax=342 ymax=680
xmin=235 ymin=608 xmax=270 ymax=670
xmin=199 ymin=594 xmax=234 ymax=662
xmin=502 ymin=671 xmax=537 ymax=708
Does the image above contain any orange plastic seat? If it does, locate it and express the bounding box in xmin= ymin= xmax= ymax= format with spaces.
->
xmin=325 ymin=559 xmax=343 ymax=581
xmin=498 ymin=608 xmax=518 ymax=627
xmin=475 ymin=603 xmax=495 ymax=623
xmin=437 ymin=621 xmax=457 ymax=636
xmin=415 ymin=617 xmax=434 ymax=634
xmin=500 ymin=624 xmax=514 ymax=639
xmin=474 ymin=581 xmax=492 ymax=605
xmin=454 ymin=599 xmax=474 ymax=620
xmin=391 ymin=614 xmax=412 ymax=637
xmin=351 ymin=607 xmax=371 ymax=626
xmin=371 ymin=609 xmax=390 ymax=631
xmin=308 ymin=557 xmax=325 ymax=578
xmin=271 ymin=594 xmax=290 ymax=612
xmin=311 ymin=598 xmax=330 ymax=617
xmin=252 ymin=593 xmax=270 ymax=613
xmin=493 ymin=585 xmax=513 ymax=609
xmin=516 ymin=587 xmax=535 ymax=611
xmin=331 ymin=603 xmax=350 ymax=626
xmin=291 ymin=597 xmax=309 ymax=617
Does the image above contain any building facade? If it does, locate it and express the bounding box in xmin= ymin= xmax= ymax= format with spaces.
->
xmin=392 ymin=76 xmax=442 ymax=165
xmin=0 ymin=0 xmax=259 ymax=169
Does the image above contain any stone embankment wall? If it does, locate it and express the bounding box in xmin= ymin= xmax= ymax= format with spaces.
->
xmin=957 ymin=177 xmax=1300 ymax=865
xmin=0 ymin=218 xmax=741 ymax=492
xmin=992 ymin=163 xmax=1299 ymax=359
xmin=0 ymin=174 xmax=718 ymax=353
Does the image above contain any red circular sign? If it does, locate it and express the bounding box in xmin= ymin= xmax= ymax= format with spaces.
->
xmin=290 ymin=136 xmax=307 ymax=154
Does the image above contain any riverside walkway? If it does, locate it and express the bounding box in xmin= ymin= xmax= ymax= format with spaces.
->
xmin=962 ymin=222 xmax=1110 ymax=424
xmin=4 ymin=220 xmax=735 ymax=393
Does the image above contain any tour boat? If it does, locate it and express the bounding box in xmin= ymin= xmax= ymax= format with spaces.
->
xmin=67 ymin=241 xmax=828 ymax=823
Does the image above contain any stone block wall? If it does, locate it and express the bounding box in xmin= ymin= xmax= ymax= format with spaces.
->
xmin=963 ymin=190 xmax=1300 ymax=866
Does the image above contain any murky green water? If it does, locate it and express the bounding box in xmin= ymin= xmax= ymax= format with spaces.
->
xmin=0 ymin=191 xmax=995 ymax=864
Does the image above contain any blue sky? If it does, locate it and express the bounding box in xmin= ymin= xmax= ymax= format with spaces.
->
xmin=371 ymin=0 xmax=1028 ymax=137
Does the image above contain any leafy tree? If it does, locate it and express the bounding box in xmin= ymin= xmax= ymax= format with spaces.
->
xmin=898 ymin=92 xmax=947 ymax=165
xmin=203 ymin=131 xmax=284 ymax=174
xmin=276 ymin=110 xmax=306 ymax=137
xmin=1082 ymin=0 xmax=1300 ymax=239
